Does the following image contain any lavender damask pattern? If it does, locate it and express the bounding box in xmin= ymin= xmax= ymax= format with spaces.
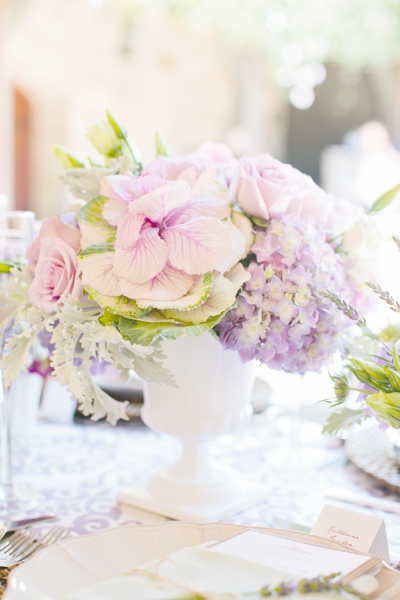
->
xmin=10 ymin=419 xmax=400 ymax=556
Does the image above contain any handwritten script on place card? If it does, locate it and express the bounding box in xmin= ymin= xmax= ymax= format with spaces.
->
xmin=326 ymin=525 xmax=359 ymax=547
xmin=311 ymin=504 xmax=390 ymax=564
xmin=208 ymin=530 xmax=371 ymax=581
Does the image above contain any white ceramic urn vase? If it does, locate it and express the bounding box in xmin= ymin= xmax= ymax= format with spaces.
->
xmin=119 ymin=332 xmax=268 ymax=522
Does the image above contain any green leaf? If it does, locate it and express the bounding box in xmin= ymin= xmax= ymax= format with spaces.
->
xmin=98 ymin=308 xmax=120 ymax=327
xmin=250 ymin=216 xmax=268 ymax=228
xmin=161 ymin=311 xmax=228 ymax=340
xmin=85 ymin=286 xmax=150 ymax=319
xmin=79 ymin=243 xmax=115 ymax=258
xmin=155 ymin=131 xmax=170 ymax=157
xmin=79 ymin=196 xmax=117 ymax=245
xmin=322 ymin=408 xmax=367 ymax=436
xmin=107 ymin=110 xmax=127 ymax=140
xmin=119 ymin=318 xmax=176 ymax=346
xmin=368 ymin=183 xmax=400 ymax=214
xmin=136 ymin=273 xmax=213 ymax=311
xmin=79 ymin=196 xmax=108 ymax=225
xmin=54 ymin=146 xmax=85 ymax=169
xmin=137 ymin=309 xmax=179 ymax=323
xmin=118 ymin=305 xmax=231 ymax=346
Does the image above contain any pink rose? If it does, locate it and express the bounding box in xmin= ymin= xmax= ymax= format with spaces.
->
xmin=230 ymin=155 xmax=328 ymax=226
xmin=144 ymin=142 xmax=238 ymax=186
xmin=26 ymin=213 xmax=81 ymax=268
xmin=28 ymin=237 xmax=83 ymax=313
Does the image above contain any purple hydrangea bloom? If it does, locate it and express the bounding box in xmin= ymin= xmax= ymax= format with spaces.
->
xmin=216 ymin=213 xmax=362 ymax=374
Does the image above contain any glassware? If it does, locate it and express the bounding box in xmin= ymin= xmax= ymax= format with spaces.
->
xmin=0 ymin=211 xmax=43 ymax=514
xmin=266 ymin=373 xmax=344 ymax=472
xmin=0 ymin=211 xmax=35 ymax=262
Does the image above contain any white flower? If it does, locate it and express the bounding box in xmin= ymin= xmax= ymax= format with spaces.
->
xmin=344 ymin=330 xmax=381 ymax=357
xmin=340 ymin=215 xmax=382 ymax=256
xmin=87 ymin=120 xmax=121 ymax=156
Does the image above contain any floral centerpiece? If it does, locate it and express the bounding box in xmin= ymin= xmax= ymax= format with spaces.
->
xmin=0 ymin=112 xmax=386 ymax=424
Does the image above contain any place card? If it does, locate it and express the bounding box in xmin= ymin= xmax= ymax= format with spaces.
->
xmin=311 ymin=504 xmax=390 ymax=564
xmin=208 ymin=530 xmax=378 ymax=582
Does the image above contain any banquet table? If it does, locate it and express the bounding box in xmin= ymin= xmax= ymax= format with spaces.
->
xmin=9 ymin=413 xmax=400 ymax=559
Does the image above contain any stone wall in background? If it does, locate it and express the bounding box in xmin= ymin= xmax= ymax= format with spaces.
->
xmin=5 ymin=0 xmax=286 ymax=219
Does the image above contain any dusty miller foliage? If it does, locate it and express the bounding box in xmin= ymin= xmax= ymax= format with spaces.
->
xmin=0 ymin=267 xmax=176 ymax=425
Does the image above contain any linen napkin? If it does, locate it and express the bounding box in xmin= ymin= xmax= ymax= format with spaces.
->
xmin=59 ymin=546 xmax=306 ymax=600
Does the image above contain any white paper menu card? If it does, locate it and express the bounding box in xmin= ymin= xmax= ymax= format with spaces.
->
xmin=209 ymin=530 xmax=373 ymax=581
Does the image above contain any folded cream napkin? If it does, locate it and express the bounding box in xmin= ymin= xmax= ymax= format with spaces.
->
xmin=59 ymin=546 xmax=343 ymax=600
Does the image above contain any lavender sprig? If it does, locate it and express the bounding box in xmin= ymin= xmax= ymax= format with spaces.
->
xmin=160 ymin=573 xmax=370 ymax=600
xmin=366 ymin=282 xmax=400 ymax=313
xmin=319 ymin=291 xmax=366 ymax=326
xmin=260 ymin=573 xmax=369 ymax=598
xmin=393 ymin=236 xmax=400 ymax=254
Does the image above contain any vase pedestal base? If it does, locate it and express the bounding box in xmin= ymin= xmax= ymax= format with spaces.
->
xmin=118 ymin=480 xmax=267 ymax=523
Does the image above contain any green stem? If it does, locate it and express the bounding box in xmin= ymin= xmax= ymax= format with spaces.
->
xmin=122 ymin=135 xmax=143 ymax=171
xmin=393 ymin=342 xmax=400 ymax=374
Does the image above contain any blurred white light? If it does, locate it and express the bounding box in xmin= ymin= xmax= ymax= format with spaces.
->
xmin=294 ymin=65 xmax=316 ymax=88
xmin=306 ymin=35 xmax=329 ymax=59
xmin=87 ymin=0 xmax=104 ymax=6
xmin=281 ymin=42 xmax=304 ymax=66
xmin=310 ymin=62 xmax=326 ymax=85
xmin=289 ymin=85 xmax=315 ymax=110
xmin=266 ymin=11 xmax=287 ymax=33
xmin=275 ymin=65 xmax=295 ymax=88
xmin=294 ymin=62 xmax=326 ymax=88
xmin=231 ymin=11 xmax=252 ymax=32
